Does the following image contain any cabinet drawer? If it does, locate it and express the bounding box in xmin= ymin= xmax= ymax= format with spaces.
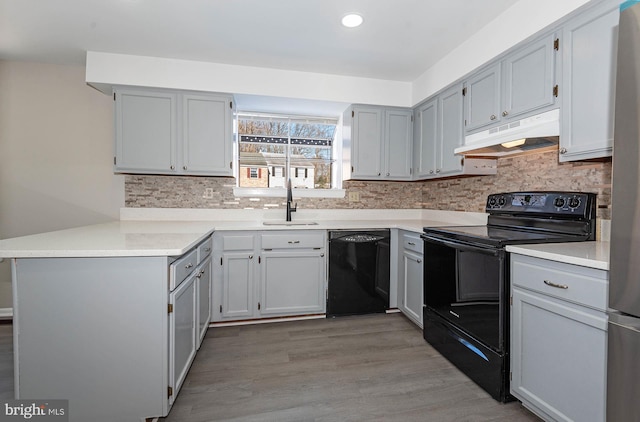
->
xmin=223 ymin=235 xmax=255 ymax=251
xmin=511 ymin=254 xmax=608 ymax=311
xmin=197 ymin=236 xmax=213 ymax=261
xmin=261 ymin=232 xmax=325 ymax=250
xmin=402 ymin=233 xmax=423 ymax=254
xmin=170 ymin=249 xmax=198 ymax=291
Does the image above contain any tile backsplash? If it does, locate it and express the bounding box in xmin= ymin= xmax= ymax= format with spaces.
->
xmin=125 ymin=150 xmax=611 ymax=219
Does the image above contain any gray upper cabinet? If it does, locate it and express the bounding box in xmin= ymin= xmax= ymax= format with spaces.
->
xmin=464 ymin=34 xmax=558 ymax=134
xmin=415 ymin=99 xmax=438 ymax=178
xmin=384 ymin=108 xmax=413 ymax=179
xmin=560 ymin=0 xmax=619 ymax=162
xmin=415 ymin=84 xmax=464 ymax=178
xmin=348 ymin=105 xmax=412 ymax=180
xmin=502 ymin=34 xmax=556 ymax=119
xmin=115 ymin=89 xmax=177 ymax=173
xmin=350 ymin=106 xmax=383 ymax=179
xmin=464 ymin=63 xmax=501 ymax=132
xmin=182 ymin=93 xmax=234 ymax=175
xmin=438 ymin=84 xmax=464 ymax=176
xmin=114 ymin=87 xmax=234 ymax=176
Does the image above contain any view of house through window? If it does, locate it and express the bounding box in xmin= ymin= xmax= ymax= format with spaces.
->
xmin=237 ymin=113 xmax=337 ymax=190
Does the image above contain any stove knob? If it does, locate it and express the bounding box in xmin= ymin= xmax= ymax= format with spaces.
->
xmin=498 ymin=196 xmax=506 ymax=206
xmin=569 ymin=197 xmax=581 ymax=208
xmin=554 ymin=197 xmax=566 ymax=208
xmin=489 ymin=197 xmax=497 ymax=207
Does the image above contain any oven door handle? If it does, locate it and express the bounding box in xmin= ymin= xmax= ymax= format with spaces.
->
xmin=420 ymin=234 xmax=502 ymax=256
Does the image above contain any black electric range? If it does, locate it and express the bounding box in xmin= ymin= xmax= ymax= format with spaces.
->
xmin=420 ymin=191 xmax=597 ymax=402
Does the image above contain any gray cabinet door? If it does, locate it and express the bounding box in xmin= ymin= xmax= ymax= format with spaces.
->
xmin=503 ymin=34 xmax=556 ymax=119
xmin=560 ymin=1 xmax=619 ymax=162
xmin=511 ymin=286 xmax=606 ymax=422
xmin=221 ymin=252 xmax=256 ymax=320
xmin=182 ymin=93 xmax=233 ymax=175
xmin=438 ymin=84 xmax=464 ymax=176
xmin=115 ymin=89 xmax=176 ymax=173
xmin=402 ymin=250 xmax=423 ymax=326
xmin=196 ymin=256 xmax=212 ymax=347
xmin=260 ymin=250 xmax=325 ymax=316
xmin=464 ymin=63 xmax=501 ymax=132
xmin=351 ymin=107 xmax=383 ymax=178
xmin=384 ymin=108 xmax=413 ymax=179
xmin=169 ymin=271 xmax=197 ymax=405
xmin=416 ymin=99 xmax=438 ymax=178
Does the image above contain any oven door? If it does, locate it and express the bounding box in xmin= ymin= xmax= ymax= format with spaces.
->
xmin=421 ymin=233 xmax=510 ymax=402
xmin=421 ymin=234 xmax=507 ymax=352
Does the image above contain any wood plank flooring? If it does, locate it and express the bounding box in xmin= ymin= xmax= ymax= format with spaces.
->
xmin=162 ymin=313 xmax=541 ymax=422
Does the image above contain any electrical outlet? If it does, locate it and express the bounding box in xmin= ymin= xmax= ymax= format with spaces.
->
xmin=348 ymin=191 xmax=360 ymax=202
xmin=203 ymin=188 xmax=214 ymax=199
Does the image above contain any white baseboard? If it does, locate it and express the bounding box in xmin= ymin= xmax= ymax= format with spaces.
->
xmin=0 ymin=308 xmax=13 ymax=319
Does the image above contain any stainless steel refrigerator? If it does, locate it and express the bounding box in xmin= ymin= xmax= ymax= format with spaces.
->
xmin=608 ymin=1 xmax=640 ymax=421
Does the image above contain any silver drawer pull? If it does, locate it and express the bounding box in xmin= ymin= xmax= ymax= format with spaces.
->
xmin=185 ymin=263 xmax=193 ymax=269
xmin=408 ymin=242 xmax=416 ymax=246
xmin=204 ymin=247 xmax=211 ymax=252
xmin=544 ymin=280 xmax=568 ymax=289
xmin=288 ymin=240 xmax=300 ymax=244
xmin=417 ymin=259 xmax=422 ymax=263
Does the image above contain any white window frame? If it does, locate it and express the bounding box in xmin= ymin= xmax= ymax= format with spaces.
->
xmin=233 ymin=112 xmax=345 ymax=199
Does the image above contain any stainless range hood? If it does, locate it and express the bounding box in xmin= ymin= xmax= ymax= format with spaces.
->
xmin=455 ymin=109 xmax=559 ymax=157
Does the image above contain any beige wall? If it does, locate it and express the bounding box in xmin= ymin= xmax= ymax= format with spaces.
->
xmin=0 ymin=60 xmax=124 ymax=309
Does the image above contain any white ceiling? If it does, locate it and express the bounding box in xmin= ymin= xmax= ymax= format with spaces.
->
xmin=0 ymin=0 xmax=521 ymax=82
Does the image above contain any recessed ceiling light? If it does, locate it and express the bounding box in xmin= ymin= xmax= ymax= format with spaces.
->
xmin=341 ymin=14 xmax=363 ymax=28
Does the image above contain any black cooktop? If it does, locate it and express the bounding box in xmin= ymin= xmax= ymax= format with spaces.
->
xmin=423 ymin=191 xmax=597 ymax=248
xmin=422 ymin=225 xmax=590 ymax=248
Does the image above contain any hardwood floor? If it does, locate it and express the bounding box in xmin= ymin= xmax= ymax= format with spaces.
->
xmin=0 ymin=314 xmax=540 ymax=421
xmin=162 ymin=314 xmax=541 ymax=422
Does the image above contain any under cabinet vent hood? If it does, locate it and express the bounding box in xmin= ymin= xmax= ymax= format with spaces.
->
xmin=455 ymin=109 xmax=559 ymax=157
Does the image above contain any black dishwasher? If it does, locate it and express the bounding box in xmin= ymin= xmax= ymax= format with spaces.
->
xmin=327 ymin=230 xmax=390 ymax=317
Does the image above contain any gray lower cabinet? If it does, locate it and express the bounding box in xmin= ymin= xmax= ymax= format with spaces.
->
xmin=212 ymin=230 xmax=326 ymax=322
xmin=260 ymin=232 xmax=326 ymax=316
xmin=510 ymin=254 xmax=607 ymax=422
xmin=346 ymin=105 xmax=413 ymax=180
xmin=559 ymin=0 xmax=620 ymax=162
xmin=11 ymin=235 xmax=213 ymax=422
xmin=114 ymin=86 xmax=234 ymax=176
xmin=397 ymin=231 xmax=423 ymax=327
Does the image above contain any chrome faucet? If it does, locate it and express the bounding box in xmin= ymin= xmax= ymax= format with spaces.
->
xmin=286 ymin=179 xmax=297 ymax=222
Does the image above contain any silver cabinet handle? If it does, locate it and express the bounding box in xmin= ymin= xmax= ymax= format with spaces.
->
xmin=378 ymin=172 xmax=381 ymax=176
xmin=170 ymin=165 xmax=175 ymax=170
xmin=320 ymin=253 xmax=325 ymax=257
xmin=417 ymin=259 xmax=422 ymax=263
xmin=408 ymin=242 xmax=416 ymax=246
xmin=490 ymin=114 xmax=497 ymax=120
xmin=204 ymin=247 xmax=211 ymax=252
xmin=560 ymin=147 xmax=567 ymax=154
xmin=436 ymin=169 xmax=441 ymax=173
xmin=288 ymin=240 xmax=300 ymax=244
xmin=429 ymin=170 xmax=434 ymax=174
xmin=544 ymin=280 xmax=568 ymax=289
xmin=185 ymin=263 xmax=193 ymax=269
xmin=249 ymin=255 xmax=253 ymax=259
xmin=502 ymin=111 xmax=509 ymax=117
xmin=386 ymin=172 xmax=390 ymax=176
xmin=183 ymin=165 xmax=187 ymax=170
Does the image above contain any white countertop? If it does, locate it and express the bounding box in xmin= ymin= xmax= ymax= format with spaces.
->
xmin=0 ymin=221 xmax=216 ymax=258
xmin=506 ymin=241 xmax=610 ymax=271
xmin=0 ymin=217 xmax=459 ymax=258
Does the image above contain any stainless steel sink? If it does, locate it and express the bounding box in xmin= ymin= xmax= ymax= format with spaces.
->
xmin=262 ymin=221 xmax=319 ymax=226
